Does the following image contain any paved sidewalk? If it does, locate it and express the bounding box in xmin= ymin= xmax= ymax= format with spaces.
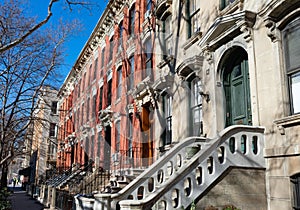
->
xmin=9 ymin=187 xmax=44 ymax=210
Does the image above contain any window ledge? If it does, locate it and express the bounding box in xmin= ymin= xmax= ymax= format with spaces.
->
xmin=274 ymin=114 xmax=300 ymax=128
xmin=219 ymin=0 xmax=242 ymax=16
xmin=183 ymin=31 xmax=202 ymax=50
xmin=157 ymin=55 xmax=174 ymax=69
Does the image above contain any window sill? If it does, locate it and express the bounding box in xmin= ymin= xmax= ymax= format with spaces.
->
xmin=274 ymin=114 xmax=300 ymax=128
xmin=219 ymin=0 xmax=241 ymax=16
xmin=157 ymin=55 xmax=174 ymax=69
xmin=183 ymin=30 xmax=202 ymax=50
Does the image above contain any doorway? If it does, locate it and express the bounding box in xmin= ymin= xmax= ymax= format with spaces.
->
xmin=223 ymin=47 xmax=252 ymax=126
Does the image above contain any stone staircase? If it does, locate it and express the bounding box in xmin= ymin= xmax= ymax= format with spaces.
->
xmin=78 ymin=125 xmax=265 ymax=210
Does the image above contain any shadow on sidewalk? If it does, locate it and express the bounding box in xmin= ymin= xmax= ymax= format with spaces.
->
xmin=8 ymin=187 xmax=45 ymax=210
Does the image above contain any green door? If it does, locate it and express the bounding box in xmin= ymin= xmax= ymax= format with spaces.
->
xmin=224 ymin=50 xmax=252 ymax=126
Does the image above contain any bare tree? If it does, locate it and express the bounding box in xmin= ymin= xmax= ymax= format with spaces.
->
xmin=0 ymin=0 xmax=93 ymax=188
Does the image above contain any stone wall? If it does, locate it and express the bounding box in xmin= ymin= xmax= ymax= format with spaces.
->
xmin=196 ymin=168 xmax=267 ymax=210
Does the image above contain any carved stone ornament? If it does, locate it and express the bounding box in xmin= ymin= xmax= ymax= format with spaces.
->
xmin=240 ymin=24 xmax=252 ymax=42
xmin=264 ymin=19 xmax=279 ymax=42
xmin=203 ymin=48 xmax=213 ymax=65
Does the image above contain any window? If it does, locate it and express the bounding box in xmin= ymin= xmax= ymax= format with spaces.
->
xmin=49 ymin=123 xmax=56 ymax=137
xmin=187 ymin=0 xmax=200 ymax=38
xmin=115 ymin=121 xmax=121 ymax=153
xmin=191 ymin=79 xmax=203 ymax=136
xmin=78 ymin=80 xmax=81 ymax=97
xmin=129 ymin=56 xmax=135 ymax=90
xmin=51 ymin=101 xmax=58 ymax=114
xmin=117 ymin=66 xmax=122 ymax=98
xmin=92 ymin=94 xmax=96 ymax=118
xmin=119 ymin=22 xmax=123 ymax=51
xmin=91 ymin=135 xmax=95 ymax=159
xmin=129 ymin=4 xmax=135 ymax=35
xmin=145 ymin=39 xmax=153 ymax=78
xmin=94 ymin=58 xmax=98 ymax=80
xmin=81 ymin=103 xmax=84 ymax=125
xmin=162 ymin=94 xmax=172 ymax=145
xmin=220 ymin=0 xmax=236 ymax=10
xmin=101 ymin=47 xmax=105 ymax=69
xmin=283 ymin=17 xmax=300 ymax=114
xmin=86 ymin=98 xmax=90 ymax=121
xmin=145 ymin=0 xmax=152 ymax=12
xmin=88 ymin=64 xmax=92 ymax=86
xmin=83 ymin=72 xmax=86 ymax=90
xmin=107 ymin=79 xmax=112 ymax=106
xmin=291 ymin=174 xmax=300 ymax=209
xmin=99 ymin=87 xmax=103 ymax=110
xmin=127 ymin=114 xmax=133 ymax=157
xmin=109 ymin=37 xmax=114 ymax=63
xmin=97 ymin=133 xmax=102 ymax=159
xmin=162 ymin=14 xmax=172 ymax=58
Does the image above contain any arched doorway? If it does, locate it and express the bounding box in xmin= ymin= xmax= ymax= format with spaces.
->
xmin=222 ymin=47 xmax=252 ymax=126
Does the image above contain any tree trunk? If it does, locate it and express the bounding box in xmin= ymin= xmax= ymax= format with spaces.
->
xmin=1 ymin=163 xmax=8 ymax=189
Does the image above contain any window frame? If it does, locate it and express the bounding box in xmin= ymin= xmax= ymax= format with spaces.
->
xmin=119 ymin=21 xmax=123 ymax=51
xmin=187 ymin=0 xmax=200 ymax=38
xmin=145 ymin=38 xmax=153 ymax=78
xmin=109 ymin=37 xmax=114 ymax=63
xmin=93 ymin=58 xmax=98 ymax=80
xmin=115 ymin=121 xmax=121 ymax=153
xmin=129 ymin=56 xmax=135 ymax=90
xmin=51 ymin=101 xmax=58 ymax=115
xmin=101 ymin=47 xmax=105 ymax=70
xmin=99 ymin=87 xmax=103 ymax=111
xmin=127 ymin=113 xmax=133 ymax=158
xmin=220 ymin=0 xmax=236 ymax=10
xmin=291 ymin=174 xmax=300 ymax=209
xmin=49 ymin=123 xmax=57 ymax=138
xmin=161 ymin=13 xmax=173 ymax=59
xmin=146 ymin=0 xmax=152 ymax=12
xmin=107 ymin=79 xmax=112 ymax=106
xmin=129 ymin=4 xmax=136 ymax=36
xmin=162 ymin=94 xmax=172 ymax=145
xmin=117 ymin=66 xmax=123 ymax=98
xmin=282 ymin=17 xmax=300 ymax=115
xmin=191 ymin=79 xmax=203 ymax=136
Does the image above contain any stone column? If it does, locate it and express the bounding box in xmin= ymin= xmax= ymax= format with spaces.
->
xmin=50 ymin=187 xmax=56 ymax=210
xmin=46 ymin=186 xmax=52 ymax=207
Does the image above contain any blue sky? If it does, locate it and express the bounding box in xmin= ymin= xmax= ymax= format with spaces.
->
xmin=27 ymin=0 xmax=107 ymax=80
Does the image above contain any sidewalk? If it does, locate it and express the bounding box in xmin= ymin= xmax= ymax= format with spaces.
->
xmin=8 ymin=187 xmax=45 ymax=210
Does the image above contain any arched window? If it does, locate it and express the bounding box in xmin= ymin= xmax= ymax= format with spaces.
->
xmin=282 ymin=17 xmax=300 ymax=115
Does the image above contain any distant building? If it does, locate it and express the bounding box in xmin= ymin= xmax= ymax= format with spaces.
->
xmin=25 ymin=87 xmax=59 ymax=192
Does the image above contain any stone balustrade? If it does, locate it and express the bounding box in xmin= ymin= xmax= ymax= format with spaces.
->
xmin=79 ymin=125 xmax=265 ymax=210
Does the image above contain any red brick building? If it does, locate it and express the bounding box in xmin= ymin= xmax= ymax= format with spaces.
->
xmin=57 ymin=0 xmax=157 ymax=174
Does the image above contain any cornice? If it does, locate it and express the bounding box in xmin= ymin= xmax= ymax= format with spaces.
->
xmin=59 ymin=0 xmax=125 ymax=97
